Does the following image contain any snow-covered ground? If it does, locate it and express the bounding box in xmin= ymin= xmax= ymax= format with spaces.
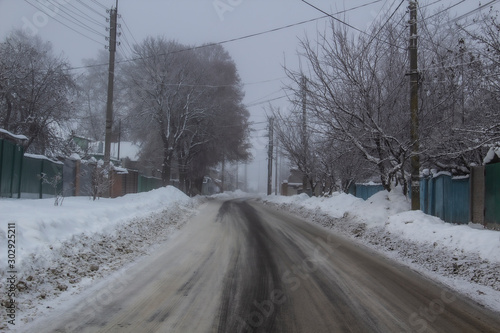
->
xmin=260 ymin=189 xmax=500 ymax=313
xmin=0 ymin=186 xmax=200 ymax=331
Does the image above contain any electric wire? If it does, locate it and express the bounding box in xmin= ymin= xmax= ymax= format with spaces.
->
xmin=35 ymin=0 xmax=107 ymax=37
xmin=118 ymin=27 xmax=136 ymax=56
xmin=121 ymin=16 xmax=139 ymax=46
xmin=420 ymin=0 xmax=466 ymax=23
xmin=89 ymin=0 xmax=109 ymax=11
xmin=62 ymin=1 xmax=386 ymax=72
xmin=60 ymin=0 xmax=108 ymax=29
xmin=363 ymin=0 xmax=405 ymax=50
xmin=75 ymin=0 xmax=107 ymax=19
xmin=24 ymin=0 xmax=106 ymax=46
xmin=300 ymin=0 xmax=407 ymax=50
xmin=451 ymin=0 xmax=500 ymax=23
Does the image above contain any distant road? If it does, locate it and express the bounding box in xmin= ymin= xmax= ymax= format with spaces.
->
xmin=25 ymin=199 xmax=500 ymax=332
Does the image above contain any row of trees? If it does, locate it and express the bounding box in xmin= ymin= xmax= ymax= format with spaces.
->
xmin=275 ymin=6 xmax=500 ymax=195
xmin=0 ymin=31 xmax=250 ymax=195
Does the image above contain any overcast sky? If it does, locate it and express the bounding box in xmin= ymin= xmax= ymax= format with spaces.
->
xmin=0 ymin=0 xmax=494 ymax=192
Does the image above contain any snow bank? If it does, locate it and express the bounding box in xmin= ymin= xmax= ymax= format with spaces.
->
xmin=0 ymin=186 xmax=198 ymax=329
xmin=0 ymin=186 xmax=189 ymax=268
xmin=268 ymin=189 xmax=408 ymax=222
xmin=264 ymin=189 xmax=500 ymax=264
xmin=386 ymin=211 xmax=500 ymax=263
xmin=262 ymin=189 xmax=500 ymax=311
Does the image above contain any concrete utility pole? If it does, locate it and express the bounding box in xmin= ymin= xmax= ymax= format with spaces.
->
xmin=275 ymin=139 xmax=279 ymax=195
xmin=409 ymin=0 xmax=420 ymax=210
xmin=301 ymin=75 xmax=308 ymax=195
xmin=267 ymin=116 xmax=274 ymax=195
xmin=104 ymin=1 xmax=118 ymax=168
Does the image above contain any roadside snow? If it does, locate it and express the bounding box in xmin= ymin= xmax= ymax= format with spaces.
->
xmin=0 ymin=186 xmax=199 ymax=330
xmin=261 ymin=189 xmax=500 ymax=313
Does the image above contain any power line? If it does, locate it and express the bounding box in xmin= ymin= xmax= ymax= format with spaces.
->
xmin=63 ymin=1 xmax=387 ymax=71
xmin=420 ymin=0 xmax=466 ymax=23
xmin=300 ymin=0 xmax=407 ymax=50
xmin=451 ymin=0 xmax=500 ymax=23
xmin=75 ymin=0 xmax=107 ymax=19
xmin=418 ymin=0 xmax=445 ymax=9
xmin=60 ymin=0 xmax=108 ymax=29
xmin=89 ymin=0 xmax=109 ymax=11
xmin=24 ymin=0 xmax=106 ymax=46
xmin=121 ymin=16 xmax=139 ymax=46
xmin=364 ymin=0 xmax=405 ymax=49
xmin=35 ymin=0 xmax=106 ymax=37
xmin=246 ymin=95 xmax=288 ymax=108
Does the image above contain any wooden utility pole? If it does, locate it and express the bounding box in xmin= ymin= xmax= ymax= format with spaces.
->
xmin=104 ymin=1 xmax=118 ymax=167
xmin=409 ymin=1 xmax=420 ymax=210
xmin=267 ymin=117 xmax=274 ymax=195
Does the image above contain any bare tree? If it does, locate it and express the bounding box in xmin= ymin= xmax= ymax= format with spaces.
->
xmin=285 ymin=15 xmax=412 ymax=192
xmin=418 ymin=8 xmax=500 ymax=174
xmin=123 ymin=38 xmax=250 ymax=192
xmin=0 ymin=29 xmax=76 ymax=156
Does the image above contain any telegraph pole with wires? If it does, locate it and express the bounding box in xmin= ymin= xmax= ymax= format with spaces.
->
xmin=409 ymin=0 xmax=420 ymax=210
xmin=104 ymin=1 xmax=118 ymax=168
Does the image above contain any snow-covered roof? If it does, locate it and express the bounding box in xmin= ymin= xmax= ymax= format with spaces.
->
xmin=0 ymin=128 xmax=28 ymax=141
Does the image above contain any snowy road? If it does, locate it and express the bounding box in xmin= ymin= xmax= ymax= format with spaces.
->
xmin=21 ymin=199 xmax=500 ymax=332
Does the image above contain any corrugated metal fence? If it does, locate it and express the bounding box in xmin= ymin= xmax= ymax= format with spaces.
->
xmin=348 ymin=183 xmax=386 ymax=201
xmin=0 ymin=138 xmax=163 ymax=199
xmin=420 ymin=174 xmax=470 ymax=225
xmin=349 ymin=166 xmax=500 ymax=229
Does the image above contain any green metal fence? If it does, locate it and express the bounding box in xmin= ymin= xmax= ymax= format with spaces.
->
xmin=420 ymin=174 xmax=470 ymax=225
xmin=485 ymin=163 xmax=500 ymax=226
xmin=0 ymin=139 xmax=24 ymax=198
xmin=20 ymin=154 xmax=63 ymax=199
xmin=138 ymin=175 xmax=163 ymax=193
